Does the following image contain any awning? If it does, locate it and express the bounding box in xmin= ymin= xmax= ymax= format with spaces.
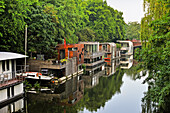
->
xmin=0 ymin=52 xmax=28 ymax=61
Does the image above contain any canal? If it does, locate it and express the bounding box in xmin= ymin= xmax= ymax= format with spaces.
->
xmin=0 ymin=60 xmax=148 ymax=113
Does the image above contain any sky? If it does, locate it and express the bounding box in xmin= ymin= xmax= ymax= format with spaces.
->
xmin=106 ymin=0 xmax=145 ymax=23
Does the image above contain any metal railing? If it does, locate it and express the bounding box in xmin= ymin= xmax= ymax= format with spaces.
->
xmin=0 ymin=66 xmax=28 ymax=87
xmin=84 ymin=51 xmax=104 ymax=58
xmin=52 ymin=60 xmax=66 ymax=66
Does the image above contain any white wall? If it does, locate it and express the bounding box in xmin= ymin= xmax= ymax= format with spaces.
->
xmin=0 ymin=61 xmax=2 ymax=74
xmin=0 ymin=60 xmax=13 ymax=80
xmin=14 ymin=83 xmax=23 ymax=95
xmin=0 ymin=89 xmax=7 ymax=102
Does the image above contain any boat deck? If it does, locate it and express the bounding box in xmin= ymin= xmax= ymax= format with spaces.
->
xmin=0 ymin=78 xmax=23 ymax=88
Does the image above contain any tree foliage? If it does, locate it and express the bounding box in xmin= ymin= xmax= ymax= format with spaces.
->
xmin=138 ymin=0 xmax=170 ymax=112
xmin=0 ymin=0 xmax=125 ymax=58
xmin=125 ymin=22 xmax=141 ymax=40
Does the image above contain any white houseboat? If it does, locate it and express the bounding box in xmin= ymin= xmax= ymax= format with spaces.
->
xmin=0 ymin=52 xmax=27 ymax=108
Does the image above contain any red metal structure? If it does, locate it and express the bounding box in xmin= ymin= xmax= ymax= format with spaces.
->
xmin=56 ymin=44 xmax=84 ymax=65
xmin=131 ymin=39 xmax=142 ymax=47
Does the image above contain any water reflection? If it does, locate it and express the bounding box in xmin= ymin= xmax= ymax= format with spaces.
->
xmin=79 ymin=68 xmax=124 ymax=112
xmin=0 ymin=98 xmax=24 ymax=113
xmin=104 ymin=59 xmax=120 ymax=76
xmin=120 ymin=55 xmax=133 ymax=69
xmin=27 ymin=76 xmax=84 ymax=113
xmin=1 ymin=55 xmax=149 ymax=113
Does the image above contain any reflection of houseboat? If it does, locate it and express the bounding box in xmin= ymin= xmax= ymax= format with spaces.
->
xmin=27 ymin=76 xmax=84 ymax=106
xmin=0 ymin=52 xmax=27 ymax=107
xmin=120 ymin=55 xmax=133 ymax=69
xmin=82 ymin=70 xmax=103 ymax=88
xmin=104 ymin=60 xmax=119 ymax=77
xmin=79 ymin=42 xmax=105 ymax=76
xmin=0 ymin=98 xmax=24 ymax=113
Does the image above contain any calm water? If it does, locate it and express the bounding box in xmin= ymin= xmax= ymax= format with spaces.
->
xmin=0 ymin=59 xmax=148 ymax=113
xmin=82 ymin=73 xmax=148 ymax=113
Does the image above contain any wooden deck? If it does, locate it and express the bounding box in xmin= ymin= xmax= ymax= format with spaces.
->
xmin=0 ymin=78 xmax=23 ymax=88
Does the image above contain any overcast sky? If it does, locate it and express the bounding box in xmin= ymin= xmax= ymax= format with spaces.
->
xmin=106 ymin=0 xmax=145 ymax=23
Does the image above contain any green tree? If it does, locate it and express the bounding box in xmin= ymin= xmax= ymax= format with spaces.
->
xmin=26 ymin=3 xmax=57 ymax=59
xmin=138 ymin=0 xmax=170 ymax=112
xmin=125 ymin=22 xmax=141 ymax=40
xmin=0 ymin=0 xmax=32 ymax=53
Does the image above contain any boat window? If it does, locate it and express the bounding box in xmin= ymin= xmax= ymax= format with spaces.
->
xmin=72 ymin=47 xmax=78 ymax=51
xmin=68 ymin=48 xmax=72 ymax=51
xmin=2 ymin=60 xmax=5 ymax=71
xmin=79 ymin=54 xmax=81 ymax=62
xmin=7 ymin=60 xmax=9 ymax=71
xmin=27 ymin=74 xmax=35 ymax=77
xmin=104 ymin=53 xmax=107 ymax=58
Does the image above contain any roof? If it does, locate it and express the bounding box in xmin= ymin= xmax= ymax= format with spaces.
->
xmin=117 ymin=40 xmax=132 ymax=43
xmin=0 ymin=52 xmax=28 ymax=61
xmin=100 ymin=42 xmax=116 ymax=46
xmin=79 ymin=42 xmax=99 ymax=44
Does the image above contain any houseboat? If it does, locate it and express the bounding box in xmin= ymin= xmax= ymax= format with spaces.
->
xmin=27 ymin=43 xmax=84 ymax=83
xmin=99 ymin=42 xmax=119 ymax=61
xmin=117 ymin=40 xmax=133 ymax=69
xmin=0 ymin=52 xmax=27 ymax=107
xmin=79 ymin=42 xmax=105 ymax=76
xmin=117 ymin=40 xmax=133 ymax=56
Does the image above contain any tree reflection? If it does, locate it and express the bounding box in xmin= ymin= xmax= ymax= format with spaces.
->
xmin=76 ymin=68 xmax=124 ymax=112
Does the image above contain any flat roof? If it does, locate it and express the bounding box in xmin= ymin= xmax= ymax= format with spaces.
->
xmin=79 ymin=42 xmax=99 ymax=44
xmin=117 ymin=40 xmax=132 ymax=43
xmin=100 ymin=42 xmax=116 ymax=45
xmin=0 ymin=52 xmax=28 ymax=61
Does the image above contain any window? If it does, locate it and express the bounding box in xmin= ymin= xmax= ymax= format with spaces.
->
xmin=93 ymin=45 xmax=96 ymax=52
xmin=103 ymin=45 xmax=107 ymax=51
xmin=12 ymin=86 xmax=14 ymax=97
xmin=79 ymin=54 xmax=81 ymax=62
xmin=104 ymin=53 xmax=107 ymax=58
xmin=7 ymin=60 xmax=9 ymax=70
xmin=2 ymin=60 xmax=5 ymax=71
xmin=7 ymin=87 xmax=10 ymax=98
xmin=72 ymin=47 xmax=77 ymax=51
xmin=95 ymin=45 xmax=97 ymax=52
xmin=113 ymin=47 xmax=115 ymax=58
xmin=68 ymin=48 xmax=72 ymax=51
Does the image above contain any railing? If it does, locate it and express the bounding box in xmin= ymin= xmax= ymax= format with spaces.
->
xmin=84 ymin=51 xmax=104 ymax=58
xmin=0 ymin=67 xmax=28 ymax=87
xmin=0 ymin=72 xmax=25 ymax=88
xmin=17 ymin=65 xmax=29 ymax=72
xmin=121 ymin=47 xmax=129 ymax=50
xmin=52 ymin=60 xmax=66 ymax=66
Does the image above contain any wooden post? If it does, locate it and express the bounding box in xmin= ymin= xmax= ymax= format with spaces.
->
xmin=25 ymin=25 xmax=27 ymax=72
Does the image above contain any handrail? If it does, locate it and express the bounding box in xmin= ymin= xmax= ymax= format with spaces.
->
xmin=0 ymin=68 xmax=26 ymax=86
